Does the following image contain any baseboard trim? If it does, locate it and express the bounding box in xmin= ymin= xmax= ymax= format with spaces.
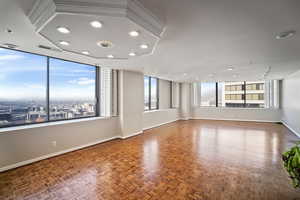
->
xmin=191 ymin=117 xmax=280 ymax=123
xmin=281 ymin=120 xmax=300 ymax=138
xmin=120 ymin=131 xmax=143 ymax=139
xmin=0 ymin=135 xmax=120 ymax=173
xmin=143 ymin=119 xmax=180 ymax=131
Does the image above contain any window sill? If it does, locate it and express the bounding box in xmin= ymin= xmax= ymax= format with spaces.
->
xmin=194 ymin=106 xmax=280 ymax=110
xmin=0 ymin=116 xmax=113 ymax=134
xmin=144 ymin=108 xmax=178 ymax=113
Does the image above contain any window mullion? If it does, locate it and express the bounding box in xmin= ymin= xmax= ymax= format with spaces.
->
xmin=216 ymin=82 xmax=218 ymax=107
xmin=46 ymin=57 xmax=50 ymax=121
xmin=96 ymin=66 xmax=100 ymax=116
xmin=157 ymin=78 xmax=159 ymax=109
xmin=244 ymin=81 xmax=246 ymax=107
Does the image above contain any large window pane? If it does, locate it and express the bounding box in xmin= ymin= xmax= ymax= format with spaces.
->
xmin=49 ymin=58 xmax=96 ymax=120
xmin=150 ymin=77 xmax=158 ymax=109
xmin=144 ymin=76 xmax=150 ymax=110
xmin=245 ymin=81 xmax=265 ymax=108
xmin=200 ymin=82 xmax=216 ymax=106
xmin=222 ymin=82 xmax=245 ymax=107
xmin=0 ymin=48 xmax=47 ymax=127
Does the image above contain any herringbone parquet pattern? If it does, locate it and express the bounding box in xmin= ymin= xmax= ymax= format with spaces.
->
xmin=1 ymin=120 xmax=300 ymax=200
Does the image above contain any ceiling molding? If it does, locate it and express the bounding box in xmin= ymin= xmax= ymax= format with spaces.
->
xmin=28 ymin=0 xmax=164 ymax=37
xmin=27 ymin=0 xmax=165 ymax=60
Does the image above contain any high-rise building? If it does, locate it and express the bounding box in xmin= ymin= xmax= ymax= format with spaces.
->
xmin=222 ymin=81 xmax=265 ymax=108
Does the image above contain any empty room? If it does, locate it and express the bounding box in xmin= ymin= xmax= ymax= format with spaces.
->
xmin=1 ymin=0 xmax=300 ymax=199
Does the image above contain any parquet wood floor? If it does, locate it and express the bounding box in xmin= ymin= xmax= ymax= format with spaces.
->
xmin=1 ymin=120 xmax=300 ymax=200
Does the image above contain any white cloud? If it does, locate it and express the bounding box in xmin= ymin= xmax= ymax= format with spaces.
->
xmin=0 ymin=55 xmax=24 ymax=61
xmin=68 ymin=77 xmax=95 ymax=85
xmin=0 ymin=74 xmax=6 ymax=80
xmin=24 ymin=84 xmax=45 ymax=90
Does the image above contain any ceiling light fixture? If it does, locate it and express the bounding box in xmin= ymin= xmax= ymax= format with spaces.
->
xmin=97 ymin=40 xmax=113 ymax=48
xmin=276 ymin=30 xmax=296 ymax=39
xmin=129 ymin=31 xmax=139 ymax=37
xmin=107 ymin=54 xmax=114 ymax=58
xmin=90 ymin=21 xmax=102 ymax=28
xmin=140 ymin=44 xmax=148 ymax=49
xmin=82 ymin=51 xmax=89 ymax=55
xmin=59 ymin=41 xmax=69 ymax=46
xmin=57 ymin=26 xmax=70 ymax=34
xmin=129 ymin=52 xmax=136 ymax=56
xmin=227 ymin=67 xmax=234 ymax=71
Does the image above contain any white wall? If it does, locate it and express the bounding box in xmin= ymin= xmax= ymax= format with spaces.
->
xmin=119 ymin=70 xmax=144 ymax=138
xmin=192 ymin=107 xmax=281 ymax=122
xmin=282 ymin=70 xmax=300 ymax=136
xmin=0 ymin=117 xmax=120 ymax=170
xmin=159 ymin=79 xmax=171 ymax=109
xmin=143 ymin=79 xmax=179 ymax=130
xmin=180 ymin=83 xmax=191 ymax=120
xmin=143 ymin=109 xmax=179 ymax=130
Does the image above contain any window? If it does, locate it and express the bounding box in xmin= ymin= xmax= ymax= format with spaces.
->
xmin=0 ymin=48 xmax=47 ymax=127
xmin=150 ymin=77 xmax=158 ymax=109
xmin=144 ymin=76 xmax=159 ymax=110
xmin=200 ymin=82 xmax=216 ymax=106
xmin=144 ymin=76 xmax=150 ymax=110
xmin=49 ymin=58 xmax=97 ymax=120
xmin=193 ymin=80 xmax=279 ymax=108
xmin=0 ymin=47 xmax=116 ymax=128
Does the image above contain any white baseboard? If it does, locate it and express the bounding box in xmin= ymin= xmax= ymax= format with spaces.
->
xmin=120 ymin=131 xmax=143 ymax=139
xmin=191 ymin=117 xmax=280 ymax=123
xmin=0 ymin=135 xmax=120 ymax=173
xmin=143 ymin=119 xmax=180 ymax=131
xmin=281 ymin=120 xmax=300 ymax=138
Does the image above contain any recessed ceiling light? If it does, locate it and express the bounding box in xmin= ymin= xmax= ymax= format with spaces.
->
xmin=59 ymin=41 xmax=69 ymax=46
xmin=129 ymin=31 xmax=139 ymax=37
xmin=107 ymin=54 xmax=114 ymax=58
xmin=276 ymin=30 xmax=296 ymax=39
xmin=82 ymin=51 xmax=89 ymax=55
xmin=57 ymin=27 xmax=70 ymax=34
xmin=227 ymin=67 xmax=234 ymax=71
xmin=90 ymin=21 xmax=102 ymax=28
xmin=97 ymin=40 xmax=113 ymax=48
xmin=140 ymin=44 xmax=148 ymax=49
xmin=129 ymin=52 xmax=136 ymax=56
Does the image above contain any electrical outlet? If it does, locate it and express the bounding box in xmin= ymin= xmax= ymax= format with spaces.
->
xmin=52 ymin=141 xmax=57 ymax=147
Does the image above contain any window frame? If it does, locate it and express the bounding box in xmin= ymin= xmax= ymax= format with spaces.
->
xmin=144 ymin=76 xmax=159 ymax=111
xmin=0 ymin=47 xmax=101 ymax=129
xmin=197 ymin=81 xmax=270 ymax=109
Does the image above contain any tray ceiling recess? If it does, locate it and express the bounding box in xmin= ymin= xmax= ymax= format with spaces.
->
xmin=28 ymin=0 xmax=165 ymax=60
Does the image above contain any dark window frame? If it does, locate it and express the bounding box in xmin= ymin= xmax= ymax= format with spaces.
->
xmin=0 ymin=47 xmax=100 ymax=129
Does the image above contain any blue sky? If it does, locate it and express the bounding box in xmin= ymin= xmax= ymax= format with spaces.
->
xmin=0 ymin=48 xmax=95 ymax=101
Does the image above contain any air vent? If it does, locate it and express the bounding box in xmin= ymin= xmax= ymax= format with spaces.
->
xmin=38 ymin=45 xmax=61 ymax=52
xmin=2 ymin=43 xmax=18 ymax=49
xmin=97 ymin=40 xmax=113 ymax=48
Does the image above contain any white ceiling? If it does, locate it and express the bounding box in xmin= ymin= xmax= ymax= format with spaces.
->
xmin=1 ymin=0 xmax=300 ymax=82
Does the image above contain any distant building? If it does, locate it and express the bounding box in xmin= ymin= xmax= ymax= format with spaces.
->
xmin=222 ymin=81 xmax=264 ymax=108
